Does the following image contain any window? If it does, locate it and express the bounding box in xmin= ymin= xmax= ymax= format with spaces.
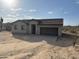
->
xmin=14 ymin=25 xmax=17 ymax=30
xmin=21 ymin=25 xmax=25 ymax=30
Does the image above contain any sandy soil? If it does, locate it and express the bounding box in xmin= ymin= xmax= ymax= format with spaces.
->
xmin=0 ymin=31 xmax=79 ymax=59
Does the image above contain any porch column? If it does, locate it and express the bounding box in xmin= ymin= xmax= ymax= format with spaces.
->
xmin=58 ymin=27 xmax=62 ymax=36
xmin=36 ymin=25 xmax=40 ymax=35
xmin=28 ymin=24 xmax=31 ymax=34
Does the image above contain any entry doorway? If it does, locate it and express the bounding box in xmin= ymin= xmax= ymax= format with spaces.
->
xmin=31 ymin=24 xmax=36 ymax=34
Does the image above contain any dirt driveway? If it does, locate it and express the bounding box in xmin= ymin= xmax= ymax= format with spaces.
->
xmin=0 ymin=32 xmax=79 ymax=59
xmin=0 ymin=31 xmax=77 ymax=47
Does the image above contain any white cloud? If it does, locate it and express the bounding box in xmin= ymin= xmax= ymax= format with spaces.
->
xmin=76 ymin=1 xmax=79 ymax=4
xmin=75 ymin=0 xmax=79 ymax=4
xmin=3 ymin=15 xmax=42 ymax=23
xmin=10 ymin=8 xmax=23 ymax=12
xmin=48 ymin=11 xmax=53 ymax=14
xmin=3 ymin=13 xmax=20 ymax=23
xmin=23 ymin=15 xmax=41 ymax=19
xmin=23 ymin=16 xmax=34 ymax=19
xmin=10 ymin=8 xmax=38 ymax=13
xmin=9 ymin=8 xmax=23 ymax=15
xmin=7 ymin=14 xmax=16 ymax=17
xmin=6 ymin=13 xmax=20 ymax=18
xmin=1 ymin=8 xmax=39 ymax=23
xmin=4 ymin=17 xmax=17 ymax=23
xmin=28 ymin=9 xmax=37 ymax=12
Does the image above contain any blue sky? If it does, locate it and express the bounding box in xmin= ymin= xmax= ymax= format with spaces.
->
xmin=0 ymin=0 xmax=79 ymax=25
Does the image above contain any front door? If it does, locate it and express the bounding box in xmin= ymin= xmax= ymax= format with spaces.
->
xmin=31 ymin=24 xmax=36 ymax=34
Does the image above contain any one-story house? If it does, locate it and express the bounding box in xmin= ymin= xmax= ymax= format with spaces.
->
xmin=12 ymin=19 xmax=63 ymax=36
xmin=2 ymin=23 xmax=12 ymax=31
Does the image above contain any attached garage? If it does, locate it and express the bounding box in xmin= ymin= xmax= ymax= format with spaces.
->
xmin=40 ymin=27 xmax=58 ymax=36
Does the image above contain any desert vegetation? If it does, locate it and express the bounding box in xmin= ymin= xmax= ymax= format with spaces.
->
xmin=63 ymin=26 xmax=79 ymax=47
xmin=63 ymin=26 xmax=79 ymax=34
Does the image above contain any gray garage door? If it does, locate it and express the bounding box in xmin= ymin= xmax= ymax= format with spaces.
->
xmin=40 ymin=27 xmax=58 ymax=36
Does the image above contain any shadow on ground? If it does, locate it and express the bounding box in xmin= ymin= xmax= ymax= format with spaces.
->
xmin=12 ymin=34 xmax=76 ymax=47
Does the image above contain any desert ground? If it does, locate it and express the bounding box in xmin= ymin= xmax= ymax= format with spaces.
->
xmin=0 ymin=32 xmax=79 ymax=59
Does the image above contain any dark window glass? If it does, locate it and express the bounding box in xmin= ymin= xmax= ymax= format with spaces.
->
xmin=14 ymin=25 xmax=17 ymax=30
xmin=21 ymin=25 xmax=24 ymax=30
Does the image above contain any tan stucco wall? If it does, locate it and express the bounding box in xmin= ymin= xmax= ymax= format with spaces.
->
xmin=58 ymin=26 xmax=63 ymax=36
xmin=12 ymin=22 xmax=28 ymax=34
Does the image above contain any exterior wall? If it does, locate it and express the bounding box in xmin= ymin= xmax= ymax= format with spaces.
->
xmin=12 ymin=22 xmax=28 ymax=34
xmin=12 ymin=19 xmax=63 ymax=36
xmin=0 ymin=22 xmax=2 ymax=31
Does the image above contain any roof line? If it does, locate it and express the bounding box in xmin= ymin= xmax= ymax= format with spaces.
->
xmin=18 ymin=18 xmax=63 ymax=21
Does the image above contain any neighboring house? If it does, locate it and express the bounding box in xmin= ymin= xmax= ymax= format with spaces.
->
xmin=0 ymin=17 xmax=3 ymax=31
xmin=12 ymin=19 xmax=63 ymax=36
xmin=1 ymin=23 xmax=6 ymax=31
xmin=0 ymin=22 xmax=2 ymax=31
xmin=2 ymin=23 xmax=12 ymax=31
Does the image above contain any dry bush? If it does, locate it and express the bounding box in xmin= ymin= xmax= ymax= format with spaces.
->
xmin=63 ymin=26 xmax=79 ymax=34
xmin=63 ymin=28 xmax=69 ymax=32
xmin=69 ymin=30 xmax=77 ymax=33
